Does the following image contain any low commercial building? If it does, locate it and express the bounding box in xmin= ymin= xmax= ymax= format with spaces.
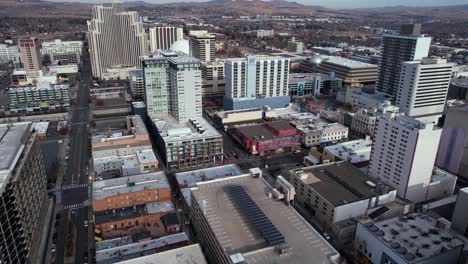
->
xmin=151 ymin=116 xmax=223 ymax=171
xmin=0 ymin=122 xmax=49 ymax=263
xmin=8 ymin=83 xmax=70 ymax=112
xmin=322 ymin=138 xmax=372 ymax=168
xmin=190 ymin=171 xmax=340 ymax=264
xmin=113 ymin=243 xmax=205 ymax=264
xmin=287 ymin=38 xmax=304 ymax=53
xmin=40 ymin=39 xmax=83 ymax=64
xmin=293 ymin=121 xmax=348 ymax=147
xmin=92 ymin=172 xmax=171 ymax=212
xmin=91 ymin=115 xmax=158 ymax=177
xmin=95 ymin=233 xmax=192 ymax=264
xmin=230 ymin=120 xmax=301 ymax=155
xmin=355 ymin=213 xmax=466 ymax=264
xmin=289 ymin=73 xmax=343 ymax=97
xmin=95 ymin=201 xmax=178 ymax=239
xmin=93 ymin=149 xmax=158 ymax=179
xmin=91 ymin=115 xmax=151 ymax=151
xmin=289 ymin=162 xmax=397 ymax=243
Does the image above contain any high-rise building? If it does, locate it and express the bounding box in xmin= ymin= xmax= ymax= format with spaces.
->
xmin=189 ymin=30 xmax=216 ymax=63
xmin=201 ymin=60 xmax=225 ymax=98
xmin=368 ymin=112 xmax=442 ymax=202
xmin=396 ymin=57 xmax=453 ymax=123
xmin=143 ymin=51 xmax=202 ymax=123
xmin=19 ymin=38 xmax=42 ymax=72
xmin=224 ymin=55 xmax=290 ymax=110
xmin=128 ymin=69 xmax=145 ymax=100
xmin=376 ymin=24 xmax=431 ymax=102
xmin=436 ymin=103 xmax=468 ymax=181
xmin=0 ymin=122 xmax=48 ymax=263
xmin=87 ymin=0 xmax=147 ymax=79
xmin=149 ymin=26 xmax=184 ymax=52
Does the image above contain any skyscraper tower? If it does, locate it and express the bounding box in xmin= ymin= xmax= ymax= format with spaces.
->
xmin=87 ymin=0 xmax=147 ymax=79
xmin=18 ymin=37 xmax=42 ymax=72
xmin=149 ymin=26 xmax=184 ymax=52
xmin=396 ymin=57 xmax=453 ymax=123
xmin=368 ymin=112 xmax=441 ymax=202
xmin=376 ymin=24 xmax=431 ymax=102
xmin=143 ymin=52 xmax=202 ymax=123
xmin=189 ymin=30 xmax=216 ymax=63
xmin=0 ymin=122 xmax=48 ymax=263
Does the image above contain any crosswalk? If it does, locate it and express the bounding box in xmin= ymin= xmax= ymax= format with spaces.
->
xmin=64 ymin=203 xmax=83 ymax=210
xmin=59 ymin=183 xmax=89 ymax=191
xmin=63 ymin=200 xmax=90 ymax=210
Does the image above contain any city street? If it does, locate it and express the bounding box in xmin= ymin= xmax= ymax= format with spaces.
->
xmin=53 ymin=47 xmax=92 ymax=264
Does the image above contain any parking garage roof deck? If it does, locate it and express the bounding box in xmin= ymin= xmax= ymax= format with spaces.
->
xmin=191 ymin=174 xmax=340 ymax=263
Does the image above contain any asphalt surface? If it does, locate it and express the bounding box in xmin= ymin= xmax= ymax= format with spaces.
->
xmin=54 ymin=49 xmax=92 ymax=264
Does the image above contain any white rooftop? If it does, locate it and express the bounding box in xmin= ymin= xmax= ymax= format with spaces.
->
xmin=153 ymin=116 xmax=221 ymax=143
xmin=114 ymin=244 xmax=207 ymax=264
xmin=321 ymin=55 xmax=377 ymax=69
xmin=0 ymin=122 xmax=32 ymax=192
xmin=359 ymin=212 xmax=466 ymax=263
xmin=175 ymin=164 xmax=242 ymax=188
xmin=324 ymin=139 xmax=372 ymax=164
xmin=96 ymin=233 xmax=190 ymax=264
xmin=92 ymin=171 xmax=169 ymax=201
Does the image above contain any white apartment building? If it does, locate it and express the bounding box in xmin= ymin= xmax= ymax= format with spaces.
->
xmin=189 ymin=30 xmax=216 ymax=63
xmin=40 ymin=39 xmax=83 ymax=64
xmin=0 ymin=44 xmax=20 ymax=63
xmin=87 ymin=1 xmax=147 ymax=79
xmin=143 ymin=51 xmax=202 ymax=123
xmin=396 ymin=57 xmax=453 ymax=123
xmin=368 ymin=112 xmax=442 ymax=202
xmin=224 ymin=56 xmax=290 ymax=110
xmin=149 ymin=26 xmax=184 ymax=52
xmin=376 ymin=25 xmax=431 ymax=102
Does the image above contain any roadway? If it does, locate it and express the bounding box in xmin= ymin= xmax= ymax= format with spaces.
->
xmin=53 ymin=47 xmax=92 ymax=264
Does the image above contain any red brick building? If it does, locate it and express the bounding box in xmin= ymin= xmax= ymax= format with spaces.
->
xmin=230 ymin=120 xmax=301 ymax=155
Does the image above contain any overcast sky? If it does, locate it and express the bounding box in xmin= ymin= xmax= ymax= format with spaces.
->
xmin=47 ymin=0 xmax=468 ymax=9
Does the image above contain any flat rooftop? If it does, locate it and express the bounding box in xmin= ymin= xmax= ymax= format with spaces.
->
xmin=114 ymin=243 xmax=207 ymax=264
xmin=93 ymin=171 xmax=169 ymax=201
xmin=359 ymin=212 xmax=466 ymax=263
xmin=235 ymin=121 xmax=297 ymax=141
xmin=153 ymin=116 xmax=221 ymax=142
xmin=96 ymin=232 xmax=190 ymax=264
xmin=95 ymin=201 xmax=174 ymax=225
xmin=324 ymin=139 xmax=372 ymax=163
xmin=175 ymin=164 xmax=242 ymax=188
xmin=191 ymin=174 xmax=339 ymax=263
xmin=0 ymin=122 xmax=32 ymax=191
xmin=290 ymin=162 xmax=393 ymax=206
xmin=321 ymin=55 xmax=377 ymax=69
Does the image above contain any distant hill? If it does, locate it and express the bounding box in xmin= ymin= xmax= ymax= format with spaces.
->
xmin=352 ymin=4 xmax=468 ymax=12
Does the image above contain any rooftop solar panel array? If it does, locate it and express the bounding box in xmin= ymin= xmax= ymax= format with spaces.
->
xmin=224 ymin=185 xmax=286 ymax=246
